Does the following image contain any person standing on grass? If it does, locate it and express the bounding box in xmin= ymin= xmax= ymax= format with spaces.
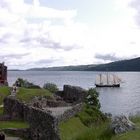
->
xmin=12 ymin=84 xmax=17 ymax=96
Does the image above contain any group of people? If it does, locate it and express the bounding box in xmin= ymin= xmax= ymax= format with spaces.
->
xmin=12 ymin=84 xmax=18 ymax=95
xmin=11 ymin=81 xmax=21 ymax=96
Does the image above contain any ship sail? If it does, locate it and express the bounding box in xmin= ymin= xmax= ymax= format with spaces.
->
xmin=95 ymin=74 xmax=102 ymax=85
xmin=95 ymin=73 xmax=121 ymax=87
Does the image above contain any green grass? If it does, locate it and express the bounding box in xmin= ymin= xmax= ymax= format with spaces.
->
xmin=59 ymin=115 xmax=140 ymax=140
xmin=0 ymin=120 xmax=29 ymax=129
xmin=0 ymin=106 xmax=3 ymax=115
xmin=75 ymin=123 xmax=112 ymax=140
xmin=16 ymin=87 xmax=52 ymax=103
xmin=59 ymin=117 xmax=112 ymax=140
xmin=130 ymin=115 xmax=140 ymax=127
xmin=59 ymin=117 xmax=88 ymax=140
xmin=0 ymin=86 xmax=11 ymax=105
xmin=0 ymin=86 xmax=52 ymax=104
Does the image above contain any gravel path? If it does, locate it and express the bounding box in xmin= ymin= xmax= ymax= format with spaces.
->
xmin=46 ymin=106 xmax=72 ymax=116
xmin=5 ymin=135 xmax=22 ymax=140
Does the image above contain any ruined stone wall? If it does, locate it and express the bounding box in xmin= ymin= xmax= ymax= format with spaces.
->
xmin=3 ymin=96 xmax=25 ymax=120
xmin=63 ymin=85 xmax=87 ymax=103
xmin=3 ymin=85 xmax=87 ymax=140
xmin=3 ymin=96 xmax=60 ymax=140
xmin=25 ymin=107 xmax=60 ymax=140
xmin=3 ymin=96 xmax=84 ymax=140
xmin=57 ymin=103 xmax=83 ymax=122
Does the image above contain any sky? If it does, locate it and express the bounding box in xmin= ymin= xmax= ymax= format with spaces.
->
xmin=0 ymin=0 xmax=140 ymax=69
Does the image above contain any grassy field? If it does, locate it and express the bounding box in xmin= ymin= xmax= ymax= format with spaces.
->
xmin=0 ymin=86 xmax=52 ymax=104
xmin=16 ymin=87 xmax=52 ymax=102
xmin=0 ymin=86 xmax=11 ymax=105
xmin=0 ymin=106 xmax=3 ymax=115
xmin=59 ymin=117 xmax=112 ymax=140
xmin=59 ymin=117 xmax=88 ymax=140
xmin=0 ymin=106 xmax=29 ymax=129
xmin=59 ymin=116 xmax=140 ymax=140
xmin=0 ymin=120 xmax=29 ymax=129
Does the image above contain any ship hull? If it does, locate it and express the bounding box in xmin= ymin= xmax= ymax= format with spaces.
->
xmin=95 ymin=84 xmax=120 ymax=87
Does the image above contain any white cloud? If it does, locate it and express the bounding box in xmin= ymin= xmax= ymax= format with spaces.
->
xmin=0 ymin=0 xmax=139 ymax=69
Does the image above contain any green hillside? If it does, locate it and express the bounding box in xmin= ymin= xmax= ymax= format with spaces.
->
xmin=27 ymin=57 xmax=140 ymax=71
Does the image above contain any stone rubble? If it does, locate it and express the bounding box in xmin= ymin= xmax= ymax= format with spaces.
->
xmin=110 ymin=115 xmax=136 ymax=134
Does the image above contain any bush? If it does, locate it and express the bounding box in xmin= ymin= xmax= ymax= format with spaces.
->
xmin=85 ymin=88 xmax=100 ymax=109
xmin=77 ymin=88 xmax=107 ymax=126
xmin=15 ymin=78 xmax=41 ymax=89
xmin=43 ymin=83 xmax=58 ymax=93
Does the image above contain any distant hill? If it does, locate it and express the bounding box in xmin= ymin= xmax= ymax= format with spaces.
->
xmin=27 ymin=57 xmax=140 ymax=71
xmin=85 ymin=57 xmax=140 ymax=71
xmin=27 ymin=64 xmax=97 ymax=71
xmin=8 ymin=69 xmax=21 ymax=71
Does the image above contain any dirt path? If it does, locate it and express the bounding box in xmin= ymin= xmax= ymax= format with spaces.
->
xmin=6 ymin=135 xmax=22 ymax=140
xmin=46 ymin=106 xmax=72 ymax=116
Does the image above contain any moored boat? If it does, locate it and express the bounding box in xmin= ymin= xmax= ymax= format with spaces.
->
xmin=95 ymin=73 xmax=122 ymax=87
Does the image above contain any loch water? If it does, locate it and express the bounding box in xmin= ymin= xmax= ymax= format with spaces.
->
xmin=8 ymin=71 xmax=140 ymax=116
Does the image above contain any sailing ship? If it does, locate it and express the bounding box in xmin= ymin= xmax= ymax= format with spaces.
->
xmin=95 ymin=73 xmax=122 ymax=87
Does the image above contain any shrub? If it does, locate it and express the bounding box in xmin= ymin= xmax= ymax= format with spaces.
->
xmin=43 ymin=83 xmax=58 ymax=93
xmin=15 ymin=78 xmax=41 ymax=89
xmin=85 ymin=88 xmax=100 ymax=109
xmin=77 ymin=88 xmax=107 ymax=126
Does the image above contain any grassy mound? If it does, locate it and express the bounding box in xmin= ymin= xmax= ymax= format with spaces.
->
xmin=0 ymin=121 xmax=29 ymax=129
xmin=0 ymin=106 xmax=3 ymax=115
xmin=59 ymin=117 xmax=88 ymax=140
xmin=0 ymin=86 xmax=11 ymax=105
xmin=59 ymin=115 xmax=140 ymax=140
xmin=16 ymin=87 xmax=52 ymax=103
xmin=59 ymin=117 xmax=112 ymax=140
xmin=0 ymin=86 xmax=52 ymax=104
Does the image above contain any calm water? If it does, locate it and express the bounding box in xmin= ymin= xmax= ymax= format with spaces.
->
xmin=8 ymin=71 xmax=140 ymax=116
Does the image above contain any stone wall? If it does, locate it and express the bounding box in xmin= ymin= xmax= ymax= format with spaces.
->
xmin=3 ymin=96 xmax=84 ymax=140
xmin=3 ymin=85 xmax=87 ymax=140
xmin=3 ymin=96 xmax=60 ymax=140
xmin=62 ymin=85 xmax=87 ymax=103
xmin=57 ymin=103 xmax=83 ymax=122
xmin=3 ymin=128 xmax=30 ymax=139
xmin=29 ymin=96 xmax=68 ymax=109
xmin=25 ymin=107 xmax=60 ymax=140
xmin=3 ymin=96 xmax=24 ymax=120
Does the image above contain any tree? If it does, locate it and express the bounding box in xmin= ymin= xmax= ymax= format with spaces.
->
xmin=85 ymin=88 xmax=101 ymax=109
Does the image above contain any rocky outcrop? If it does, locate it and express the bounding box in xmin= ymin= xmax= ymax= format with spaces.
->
xmin=110 ymin=115 xmax=136 ymax=134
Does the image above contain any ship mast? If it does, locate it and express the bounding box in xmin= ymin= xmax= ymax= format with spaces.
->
xmin=107 ymin=73 xmax=109 ymax=85
xmin=100 ymin=74 xmax=102 ymax=84
xmin=113 ymin=74 xmax=116 ymax=85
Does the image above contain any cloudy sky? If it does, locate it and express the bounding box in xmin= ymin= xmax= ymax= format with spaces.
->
xmin=0 ymin=0 xmax=140 ymax=69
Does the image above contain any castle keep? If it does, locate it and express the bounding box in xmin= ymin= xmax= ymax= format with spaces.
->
xmin=0 ymin=63 xmax=8 ymax=85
